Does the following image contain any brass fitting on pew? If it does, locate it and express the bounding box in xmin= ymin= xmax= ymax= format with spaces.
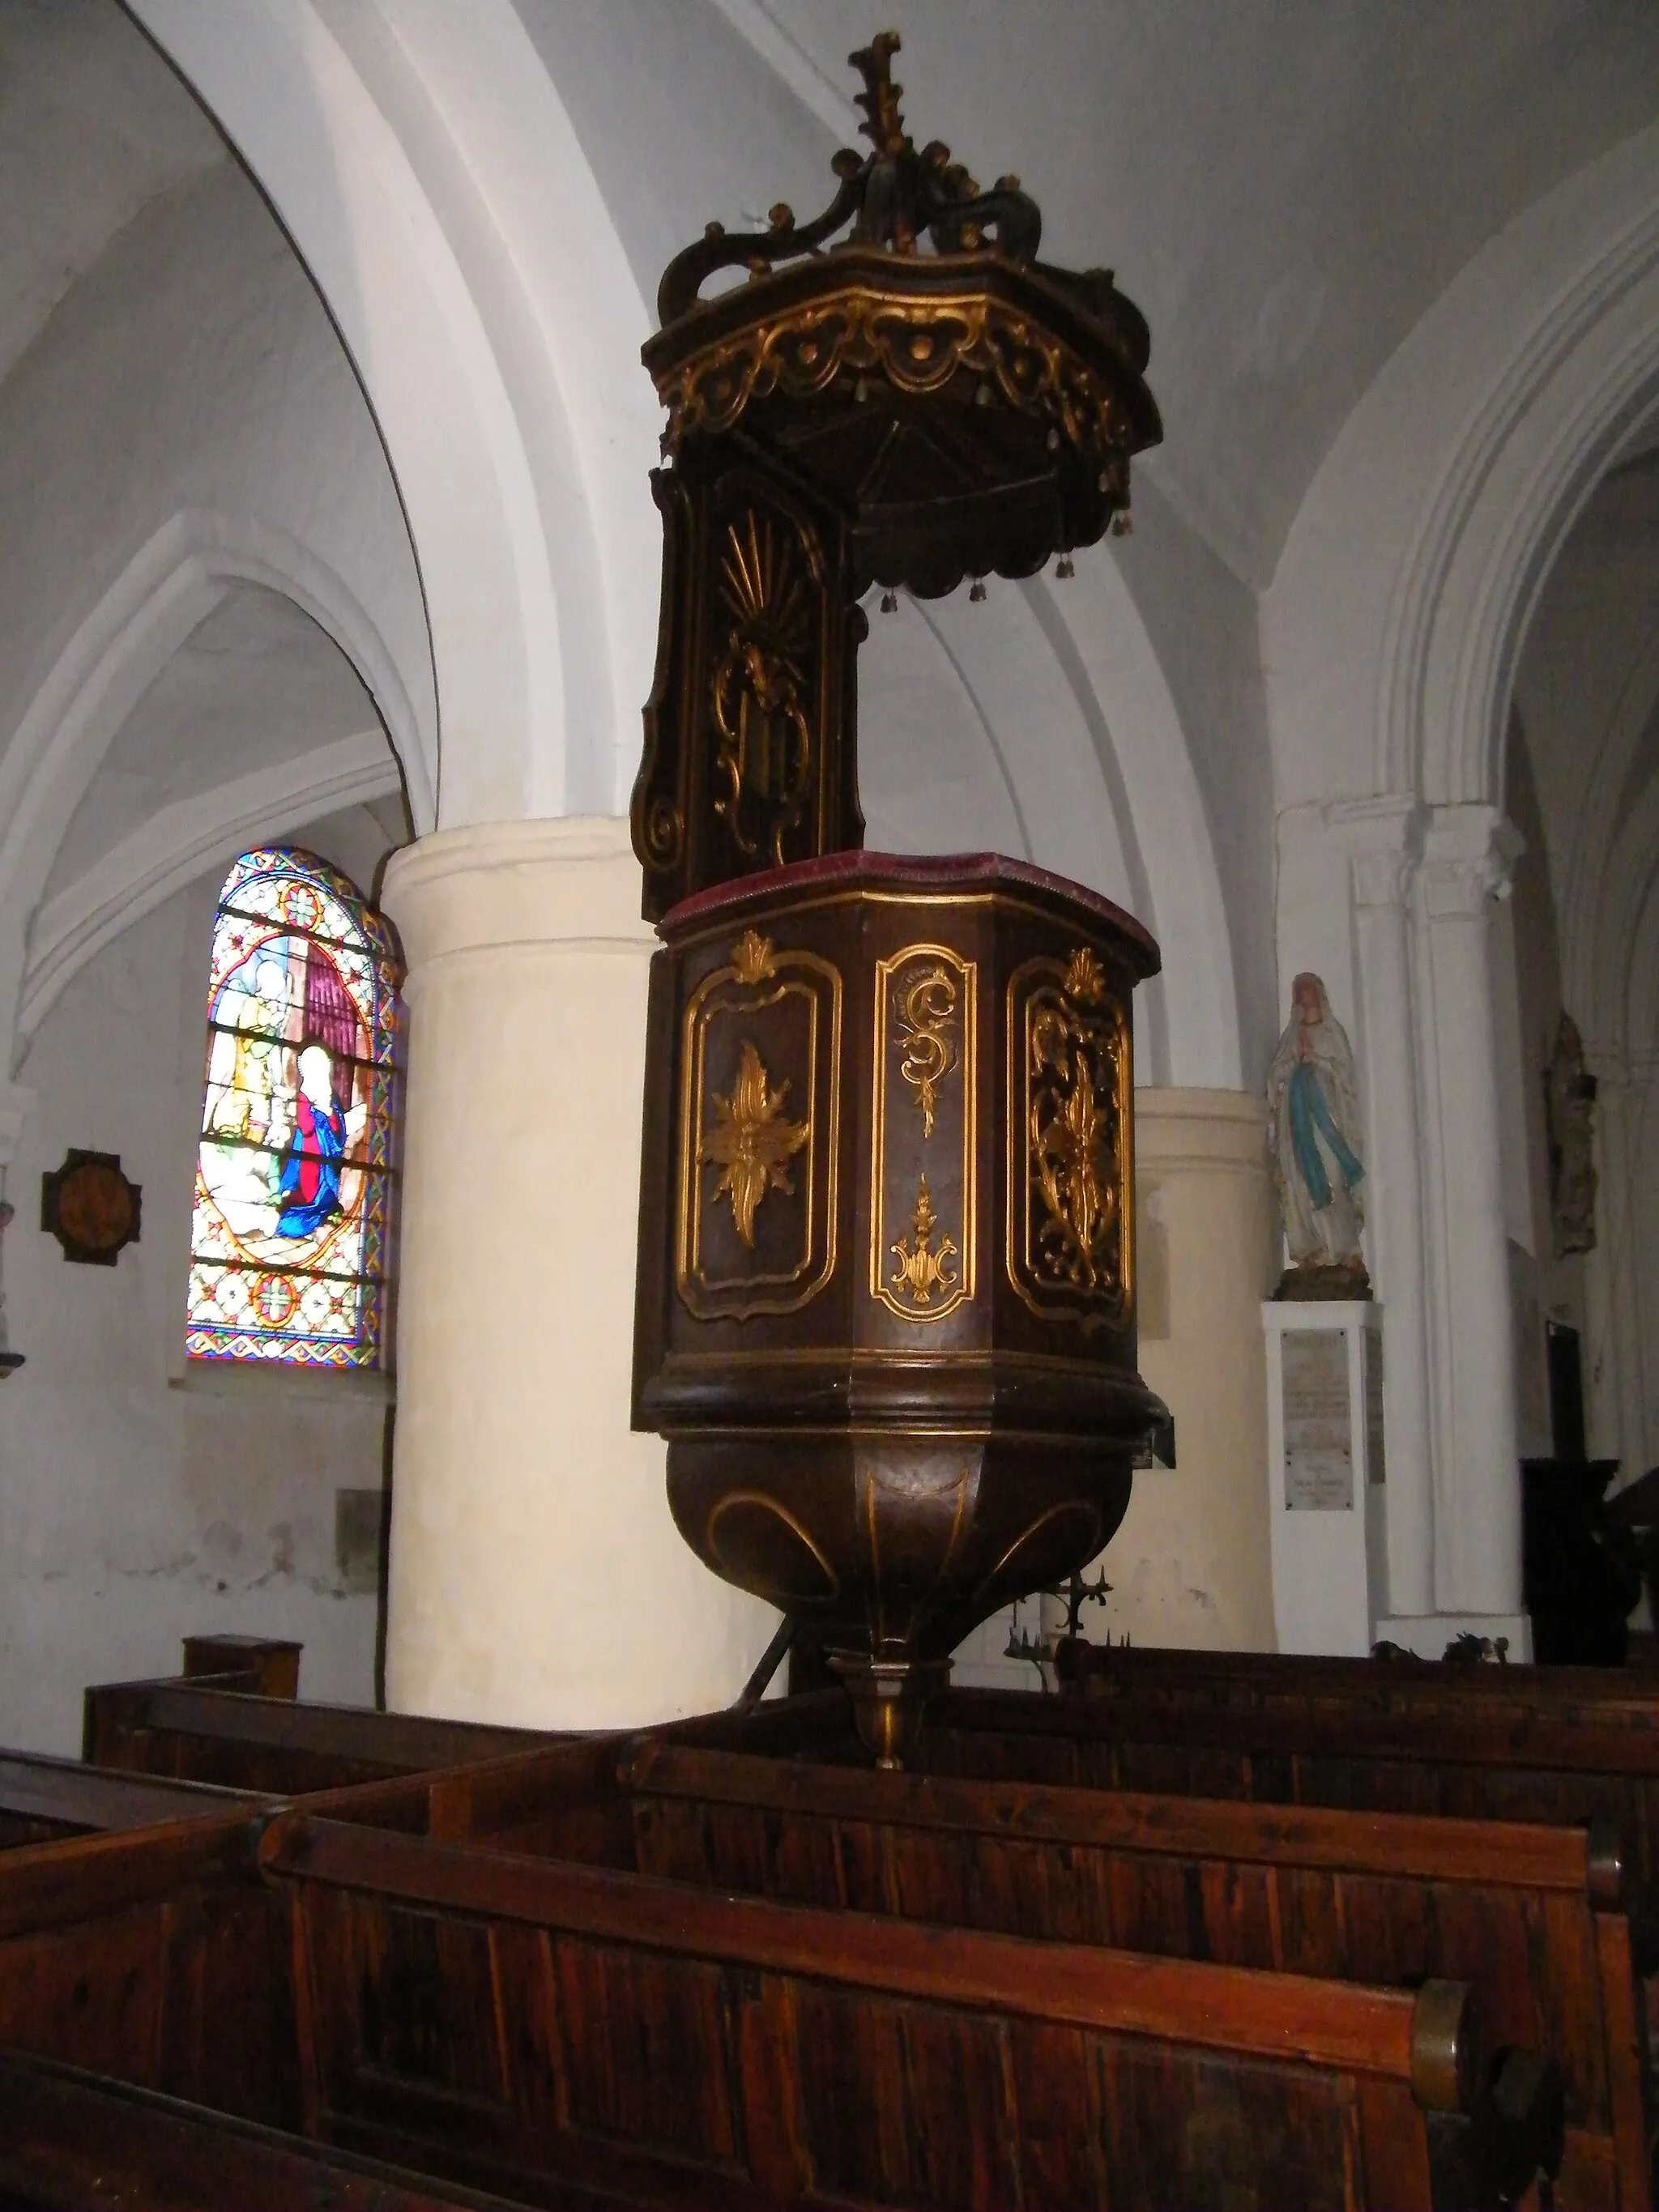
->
xmin=1410 ymin=1979 xmax=1480 ymax=2114
xmin=1585 ymin=1814 xmax=1628 ymax=1911
xmin=1585 ymin=1811 xmax=1659 ymax=1980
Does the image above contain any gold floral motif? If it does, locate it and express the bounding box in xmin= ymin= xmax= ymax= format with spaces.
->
xmin=712 ymin=514 xmax=814 ymax=864
xmin=894 ymin=964 xmax=957 ymax=1136
xmin=1064 ymin=945 xmax=1106 ymax=1004
xmin=731 ymin=929 xmax=777 ymax=985
xmin=889 ymin=1176 xmax=959 ymax=1308
xmin=677 ymin=945 xmax=842 ymax=1319
xmin=700 ymin=1041 xmax=808 ymax=1248
xmin=1028 ymin=995 xmax=1121 ymax=1294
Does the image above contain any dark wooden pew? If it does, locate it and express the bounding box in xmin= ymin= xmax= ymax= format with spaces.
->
xmin=262 ymin=1796 xmax=1508 ymax=2212
xmin=178 ymin=1630 xmax=303 ymax=1698
xmin=0 ymin=2046 xmax=607 ymax=2210
xmin=916 ymin=1681 xmax=1659 ymax=1899
xmin=297 ymin=1736 xmax=1593 ymax=2206
xmin=0 ymin=1749 xmax=262 ymax=1849
xmin=1055 ymin=1636 xmax=1659 ymax=1729
xmin=0 ymin=1670 xmax=1578 ymax=2209
xmin=83 ymin=1675 xmax=556 ymax=1793
xmin=616 ymin=1741 xmax=1604 ymax=2207
xmin=0 ymin=1809 xmax=301 ymax=2129
xmin=81 ymin=1652 xmax=850 ymax=1801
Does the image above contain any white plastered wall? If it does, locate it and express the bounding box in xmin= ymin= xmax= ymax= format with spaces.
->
xmin=0 ymin=117 xmax=429 ymax=1734
xmin=0 ymin=824 xmax=397 ymax=1754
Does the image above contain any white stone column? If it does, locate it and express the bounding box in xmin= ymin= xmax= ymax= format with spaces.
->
xmin=1414 ymin=804 xmax=1526 ymax=1625
xmin=1098 ymin=1089 xmax=1277 ymax=1651
xmin=1582 ymin=1197 xmax=1622 ymax=1460
xmin=380 ymin=819 xmax=778 ymax=1730
xmin=1335 ymin=798 xmax=1435 ymax=1620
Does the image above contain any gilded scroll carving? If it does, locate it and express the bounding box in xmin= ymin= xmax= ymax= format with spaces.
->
xmin=1008 ymin=945 xmax=1132 ymax=1328
xmin=894 ymin=963 xmax=957 ymax=1136
xmin=712 ymin=513 xmax=815 ymax=865
xmin=659 ymin=289 xmax=1135 ymax=494
xmin=871 ymin=944 xmax=975 ymax=1323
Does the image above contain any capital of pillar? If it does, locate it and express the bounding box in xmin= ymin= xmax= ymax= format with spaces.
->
xmin=383 ymin=816 xmax=655 ymax=985
xmin=378 ymin=816 xmax=778 ymax=1731
xmin=1326 ymin=792 xmax=1425 ymax=910
xmin=1418 ymin=803 xmax=1524 ymax=919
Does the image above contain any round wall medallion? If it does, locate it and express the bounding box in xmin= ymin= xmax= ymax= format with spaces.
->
xmin=41 ymin=1149 xmax=143 ymax=1266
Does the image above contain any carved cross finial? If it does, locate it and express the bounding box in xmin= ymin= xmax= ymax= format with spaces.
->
xmin=849 ymin=31 xmax=907 ymax=158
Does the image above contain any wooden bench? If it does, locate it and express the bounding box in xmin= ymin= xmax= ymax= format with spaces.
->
xmin=260 ymin=1794 xmax=1513 ymax=2212
xmin=0 ymin=1749 xmax=263 ymax=1849
xmin=0 ymin=2045 xmax=615 ymax=2211
xmin=0 ymin=1809 xmax=301 ymax=2130
xmin=0 ymin=1669 xmax=1579 ymax=2208
xmin=1055 ymin=1637 xmax=1659 ymax=1732
xmin=83 ymin=1676 xmax=556 ymax=1793
xmin=626 ymin=1741 xmax=1613 ymax=2206
xmin=178 ymin=1631 xmax=304 ymax=1698
xmin=915 ymin=1683 xmax=1659 ymax=1901
xmin=80 ymin=1654 xmax=851 ymax=1799
xmin=296 ymin=1735 xmax=1602 ymax=2206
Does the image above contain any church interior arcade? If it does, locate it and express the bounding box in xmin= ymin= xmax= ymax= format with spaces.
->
xmin=0 ymin=2 xmax=1653 ymax=1754
xmin=3 ymin=7 xmax=1659 ymax=2204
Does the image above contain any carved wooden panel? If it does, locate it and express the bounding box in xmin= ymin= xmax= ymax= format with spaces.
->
xmin=675 ymin=927 xmax=842 ymax=1322
xmin=1005 ymin=947 xmax=1133 ymax=1332
xmin=869 ymin=944 xmax=976 ymax=1323
xmin=633 ymin=464 xmax=865 ymax=923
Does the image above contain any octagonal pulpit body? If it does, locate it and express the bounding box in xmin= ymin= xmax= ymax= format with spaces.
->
xmin=633 ymin=850 xmax=1165 ymax=1762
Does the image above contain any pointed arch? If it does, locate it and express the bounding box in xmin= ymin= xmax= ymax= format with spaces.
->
xmin=130 ymin=0 xmax=662 ymax=822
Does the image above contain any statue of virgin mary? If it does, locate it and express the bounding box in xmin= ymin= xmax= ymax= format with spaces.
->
xmin=1266 ymin=972 xmax=1370 ymax=1294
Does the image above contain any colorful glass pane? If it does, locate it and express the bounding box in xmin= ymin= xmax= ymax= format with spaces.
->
xmin=186 ymin=848 xmax=402 ymax=1370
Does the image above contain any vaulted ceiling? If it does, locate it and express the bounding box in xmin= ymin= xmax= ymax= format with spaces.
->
xmin=529 ymin=0 xmax=1659 ymax=588
xmin=0 ymin=0 xmax=1655 ymax=1091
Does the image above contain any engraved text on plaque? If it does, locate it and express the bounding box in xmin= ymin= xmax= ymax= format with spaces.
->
xmin=1282 ymin=1328 xmax=1352 ymax=1511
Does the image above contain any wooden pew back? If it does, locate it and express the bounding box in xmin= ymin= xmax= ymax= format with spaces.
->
xmin=263 ymin=1804 xmax=1491 ymax=2212
xmin=936 ymin=1686 xmax=1659 ymax=1868
xmin=83 ymin=1677 xmax=553 ymax=1794
xmin=0 ymin=2046 xmax=599 ymax=2211
xmin=0 ymin=1750 xmax=263 ymax=1851
xmin=0 ymin=1811 xmax=300 ymax=2130
xmin=1054 ymin=1639 xmax=1659 ymax=1729
xmin=326 ymin=1736 xmax=1601 ymax=2210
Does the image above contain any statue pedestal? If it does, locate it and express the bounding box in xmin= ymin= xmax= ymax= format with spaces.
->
xmin=1263 ymin=1300 xmax=1386 ymax=1654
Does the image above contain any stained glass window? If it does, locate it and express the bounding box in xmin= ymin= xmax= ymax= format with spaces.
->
xmin=186 ymin=848 xmax=402 ymax=1370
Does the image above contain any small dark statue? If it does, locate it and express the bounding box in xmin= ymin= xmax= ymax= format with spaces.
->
xmin=1545 ymin=1012 xmax=1597 ymax=1258
xmin=1522 ymin=1457 xmax=1640 ymax=1665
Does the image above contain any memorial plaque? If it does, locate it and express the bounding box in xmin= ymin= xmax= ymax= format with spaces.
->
xmin=1282 ymin=1328 xmax=1352 ymax=1511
